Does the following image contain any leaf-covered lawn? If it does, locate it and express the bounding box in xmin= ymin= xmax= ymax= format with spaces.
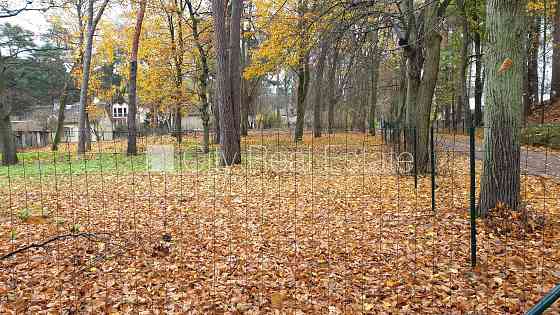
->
xmin=0 ymin=133 xmax=559 ymax=314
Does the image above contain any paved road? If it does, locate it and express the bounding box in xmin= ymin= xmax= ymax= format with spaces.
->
xmin=436 ymin=135 xmax=560 ymax=179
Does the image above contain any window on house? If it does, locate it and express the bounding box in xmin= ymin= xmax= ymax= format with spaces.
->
xmin=113 ymin=107 xmax=118 ymax=117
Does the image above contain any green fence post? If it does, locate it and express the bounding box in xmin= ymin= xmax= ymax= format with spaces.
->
xmin=469 ymin=126 xmax=477 ymax=268
xmin=526 ymin=284 xmax=560 ymax=315
xmin=431 ymin=126 xmax=435 ymax=212
xmin=413 ymin=128 xmax=418 ymax=189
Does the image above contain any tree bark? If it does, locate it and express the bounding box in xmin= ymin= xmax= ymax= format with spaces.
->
xmin=474 ymin=31 xmax=483 ymax=126
xmin=0 ymin=113 xmax=17 ymax=165
xmin=127 ymin=0 xmax=146 ymax=156
xmin=402 ymin=0 xmax=422 ymax=150
xmin=52 ymin=81 xmax=69 ymax=151
xmin=229 ymin=0 xmax=242 ymax=146
xmin=402 ymin=0 xmax=449 ymax=172
xmin=527 ymin=15 xmax=539 ymax=110
xmin=312 ymin=38 xmax=328 ymax=138
xmin=212 ymin=0 xmax=241 ymax=165
xmin=524 ymin=15 xmax=539 ymax=121
xmin=479 ymin=0 xmax=526 ymax=216
xmin=186 ymin=0 xmax=210 ymax=153
xmin=326 ymin=45 xmax=339 ymax=134
xmin=552 ymin=0 xmax=560 ymax=100
xmin=212 ymin=88 xmax=220 ymax=144
xmin=369 ymin=28 xmax=380 ymax=136
xmin=416 ymin=9 xmax=443 ymax=173
xmin=294 ymin=55 xmax=310 ymax=141
xmin=240 ymin=24 xmax=249 ymax=137
xmin=456 ymin=0 xmax=470 ymax=128
xmin=78 ymin=0 xmax=109 ymax=155
xmin=294 ymin=0 xmax=309 ymax=142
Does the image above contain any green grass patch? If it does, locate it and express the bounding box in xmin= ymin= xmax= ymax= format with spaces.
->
xmin=0 ymin=147 xmax=242 ymax=183
xmin=521 ymin=124 xmax=560 ymax=149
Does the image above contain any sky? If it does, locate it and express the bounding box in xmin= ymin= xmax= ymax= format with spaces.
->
xmin=3 ymin=10 xmax=49 ymax=34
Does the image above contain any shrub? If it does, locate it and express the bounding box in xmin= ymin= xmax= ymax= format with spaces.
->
xmin=18 ymin=208 xmax=31 ymax=222
xmin=70 ymin=223 xmax=81 ymax=233
xmin=521 ymin=124 xmax=560 ymax=149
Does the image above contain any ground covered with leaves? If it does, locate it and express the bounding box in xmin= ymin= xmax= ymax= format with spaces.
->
xmin=1 ymin=132 xmax=559 ymax=314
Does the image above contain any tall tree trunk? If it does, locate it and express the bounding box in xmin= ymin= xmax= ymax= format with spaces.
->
xmin=525 ymin=15 xmax=539 ymax=121
xmin=405 ymin=59 xmax=421 ymax=148
xmin=403 ymin=0 xmax=422 ymax=150
xmin=78 ymin=0 xmax=108 ymax=155
xmin=479 ymin=0 xmax=526 ymax=216
xmin=527 ymin=16 xmax=539 ymax=109
xmin=229 ymin=0 xmax=242 ymax=146
xmin=240 ymin=25 xmax=249 ymax=137
xmin=326 ymin=46 xmax=339 ymax=134
xmin=540 ymin=16 xmax=548 ymax=108
xmin=358 ymin=68 xmax=367 ymax=133
xmin=294 ymin=55 xmax=310 ymax=141
xmin=551 ymin=0 xmax=560 ymax=100
xmin=369 ymin=28 xmax=380 ymax=136
xmin=127 ymin=0 xmax=146 ymax=156
xmin=212 ymin=90 xmax=220 ymax=144
xmin=186 ymin=0 xmax=211 ymax=153
xmin=52 ymin=81 xmax=69 ymax=151
xmin=474 ymin=32 xmax=483 ymax=126
xmin=294 ymin=0 xmax=309 ymax=142
xmin=456 ymin=0 xmax=470 ymax=128
xmin=416 ymin=14 xmax=443 ymax=173
xmin=0 ymin=113 xmax=17 ymax=165
xmin=212 ymin=0 xmax=241 ymax=165
xmin=313 ymin=39 xmax=328 ymax=138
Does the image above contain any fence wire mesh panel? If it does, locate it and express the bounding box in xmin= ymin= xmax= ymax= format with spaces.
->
xmin=0 ymin=128 xmax=559 ymax=314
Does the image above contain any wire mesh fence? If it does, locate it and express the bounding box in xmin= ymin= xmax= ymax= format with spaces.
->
xmin=0 ymin=127 xmax=558 ymax=313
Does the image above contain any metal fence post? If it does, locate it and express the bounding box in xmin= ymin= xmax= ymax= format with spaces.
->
xmin=413 ymin=128 xmax=418 ymax=189
xmin=431 ymin=126 xmax=435 ymax=212
xmin=469 ymin=126 xmax=477 ymax=267
xmin=525 ymin=284 xmax=560 ymax=315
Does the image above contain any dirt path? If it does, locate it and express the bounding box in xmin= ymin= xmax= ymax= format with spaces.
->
xmin=436 ymin=134 xmax=560 ymax=179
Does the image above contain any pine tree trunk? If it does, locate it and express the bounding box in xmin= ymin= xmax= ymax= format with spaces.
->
xmin=479 ymin=0 xmax=526 ymax=216
xmin=127 ymin=0 xmax=146 ymax=156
